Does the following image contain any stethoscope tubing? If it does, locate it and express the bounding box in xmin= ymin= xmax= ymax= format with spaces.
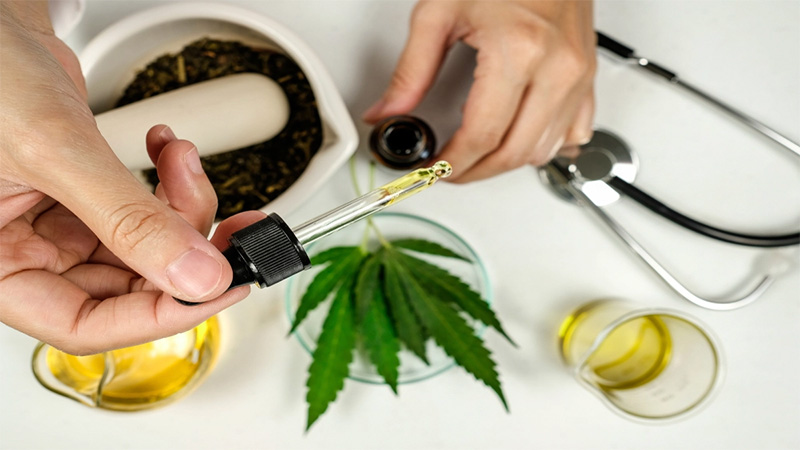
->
xmin=596 ymin=31 xmax=800 ymax=158
xmin=607 ymin=176 xmax=800 ymax=248
xmin=592 ymin=30 xmax=799 ymax=248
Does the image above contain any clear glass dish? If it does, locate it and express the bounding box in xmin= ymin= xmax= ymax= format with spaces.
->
xmin=285 ymin=212 xmax=492 ymax=385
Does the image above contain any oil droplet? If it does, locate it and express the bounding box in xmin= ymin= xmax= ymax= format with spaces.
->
xmin=433 ymin=161 xmax=452 ymax=179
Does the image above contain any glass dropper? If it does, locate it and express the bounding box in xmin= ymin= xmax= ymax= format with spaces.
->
xmin=292 ymin=160 xmax=452 ymax=246
xmin=173 ymin=161 xmax=452 ymax=303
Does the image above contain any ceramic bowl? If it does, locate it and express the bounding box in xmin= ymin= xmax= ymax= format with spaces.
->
xmin=79 ymin=2 xmax=357 ymax=217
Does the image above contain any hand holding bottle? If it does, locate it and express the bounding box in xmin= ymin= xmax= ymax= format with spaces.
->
xmin=364 ymin=0 xmax=597 ymax=182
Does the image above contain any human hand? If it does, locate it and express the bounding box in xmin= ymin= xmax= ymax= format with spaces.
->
xmin=0 ymin=2 xmax=256 ymax=355
xmin=363 ymin=0 xmax=596 ymax=182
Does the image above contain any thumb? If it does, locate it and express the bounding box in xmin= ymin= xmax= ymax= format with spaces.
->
xmin=32 ymin=135 xmax=231 ymax=302
xmin=363 ymin=5 xmax=455 ymax=123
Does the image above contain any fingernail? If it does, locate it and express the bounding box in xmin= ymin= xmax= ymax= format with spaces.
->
xmin=159 ymin=125 xmax=177 ymax=142
xmin=166 ymin=249 xmax=223 ymax=299
xmin=184 ymin=147 xmax=204 ymax=175
xmin=578 ymin=130 xmax=594 ymax=146
xmin=362 ymin=99 xmax=386 ymax=121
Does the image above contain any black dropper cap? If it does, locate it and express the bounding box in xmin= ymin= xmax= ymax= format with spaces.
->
xmin=174 ymin=213 xmax=310 ymax=306
xmin=369 ymin=115 xmax=436 ymax=170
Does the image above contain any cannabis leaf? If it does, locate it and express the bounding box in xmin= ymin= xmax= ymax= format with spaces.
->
xmin=354 ymin=252 xmax=382 ymax=324
xmin=293 ymin=224 xmax=513 ymax=430
xmin=290 ymin=246 xmax=364 ymax=333
xmin=381 ymin=248 xmax=429 ymax=363
xmin=358 ymin=269 xmax=401 ymax=392
xmin=394 ymin=251 xmax=516 ymax=346
xmin=390 ymin=238 xmax=471 ymax=261
xmin=311 ymin=246 xmax=364 ymax=265
xmin=383 ymin=247 xmax=509 ymax=411
xmin=305 ymin=275 xmax=358 ymax=430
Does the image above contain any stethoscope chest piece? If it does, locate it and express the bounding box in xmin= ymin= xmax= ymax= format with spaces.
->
xmin=535 ymin=128 xmax=794 ymax=311
xmin=536 ymin=31 xmax=800 ymax=310
xmin=538 ymin=130 xmax=638 ymax=206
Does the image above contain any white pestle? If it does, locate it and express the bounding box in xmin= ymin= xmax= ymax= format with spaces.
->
xmin=95 ymin=73 xmax=290 ymax=171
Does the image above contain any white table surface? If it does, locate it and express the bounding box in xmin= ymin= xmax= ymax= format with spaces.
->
xmin=2 ymin=1 xmax=799 ymax=449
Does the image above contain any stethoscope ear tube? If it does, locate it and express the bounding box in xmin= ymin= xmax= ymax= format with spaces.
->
xmin=590 ymin=32 xmax=800 ymax=246
xmin=596 ymin=31 xmax=635 ymax=59
xmin=595 ymin=30 xmax=800 ymax=157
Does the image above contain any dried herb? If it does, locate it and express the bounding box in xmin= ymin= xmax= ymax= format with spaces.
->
xmin=292 ymin=227 xmax=514 ymax=431
xmin=117 ymin=38 xmax=322 ymax=220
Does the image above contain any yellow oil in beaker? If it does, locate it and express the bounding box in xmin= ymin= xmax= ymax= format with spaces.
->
xmin=560 ymin=307 xmax=672 ymax=389
xmin=39 ymin=317 xmax=220 ymax=410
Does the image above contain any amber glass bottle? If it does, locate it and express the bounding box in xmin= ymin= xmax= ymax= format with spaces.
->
xmin=369 ymin=115 xmax=436 ymax=170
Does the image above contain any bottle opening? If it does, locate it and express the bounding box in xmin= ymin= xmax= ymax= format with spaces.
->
xmin=384 ymin=123 xmax=423 ymax=157
xmin=369 ymin=115 xmax=437 ymax=169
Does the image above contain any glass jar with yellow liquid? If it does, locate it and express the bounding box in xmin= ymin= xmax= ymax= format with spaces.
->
xmin=558 ymin=299 xmax=723 ymax=422
xmin=31 ymin=317 xmax=221 ymax=411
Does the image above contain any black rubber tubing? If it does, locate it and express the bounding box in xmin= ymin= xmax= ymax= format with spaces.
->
xmin=608 ymin=176 xmax=800 ymax=248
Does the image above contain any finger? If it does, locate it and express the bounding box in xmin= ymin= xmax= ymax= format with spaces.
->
xmin=170 ymin=211 xmax=265 ymax=307
xmin=88 ymin=139 xmax=245 ymax=271
xmin=0 ymin=189 xmax=45 ymax=228
xmin=17 ymin=132 xmax=231 ymax=303
xmin=564 ymin=91 xmax=595 ymax=146
xmin=29 ymin=203 xmax=97 ymax=273
xmin=154 ymin=138 xmax=217 ymax=237
xmin=87 ymin=126 xmax=218 ymax=273
xmin=154 ymin=183 xmax=167 ymax=203
xmin=75 ymin=286 xmax=248 ymax=354
xmin=453 ymin=89 xmax=577 ymax=183
xmin=84 ymin=125 xmax=177 ymax=269
xmin=210 ymin=210 xmax=268 ymax=248
xmin=452 ymin=54 xmax=593 ymax=182
xmin=0 ymin=268 xmax=247 ymax=355
xmin=146 ymin=124 xmax=178 ymax=165
xmin=435 ymin=37 xmax=535 ymax=182
xmin=61 ymin=263 xmax=138 ymax=299
xmin=532 ymin=73 xmax=594 ymax=161
xmin=77 ymin=214 xmax=265 ymax=302
xmin=557 ymin=145 xmax=582 ymax=159
xmin=362 ymin=2 xmax=456 ymax=122
xmin=62 ymin=263 xmax=206 ymax=304
xmin=87 ymin=245 xmax=128 ymax=269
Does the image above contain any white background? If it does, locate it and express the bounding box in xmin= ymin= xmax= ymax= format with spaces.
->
xmin=1 ymin=1 xmax=799 ymax=449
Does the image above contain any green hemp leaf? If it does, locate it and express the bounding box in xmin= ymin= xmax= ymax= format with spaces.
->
xmin=384 ymin=247 xmax=508 ymax=411
xmin=390 ymin=238 xmax=471 ymax=261
xmin=393 ymin=251 xmax=516 ymax=346
xmin=358 ymin=250 xmax=401 ymax=393
xmin=294 ymin=228 xmax=512 ymax=431
xmin=304 ymin=274 xmax=358 ymax=430
xmin=381 ymin=248 xmax=429 ymax=363
xmin=290 ymin=246 xmax=365 ymax=334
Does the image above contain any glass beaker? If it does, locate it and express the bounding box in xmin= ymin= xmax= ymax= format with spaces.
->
xmin=558 ymin=299 xmax=723 ymax=422
xmin=31 ymin=317 xmax=221 ymax=411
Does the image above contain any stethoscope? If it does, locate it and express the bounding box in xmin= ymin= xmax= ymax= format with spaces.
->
xmin=540 ymin=32 xmax=800 ymax=311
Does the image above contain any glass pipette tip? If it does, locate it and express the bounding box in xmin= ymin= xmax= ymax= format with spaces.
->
xmin=292 ymin=161 xmax=452 ymax=246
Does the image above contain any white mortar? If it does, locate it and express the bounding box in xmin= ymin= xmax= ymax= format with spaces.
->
xmin=79 ymin=2 xmax=358 ymax=217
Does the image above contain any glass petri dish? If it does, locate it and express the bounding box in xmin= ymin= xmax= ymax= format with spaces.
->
xmin=285 ymin=212 xmax=492 ymax=385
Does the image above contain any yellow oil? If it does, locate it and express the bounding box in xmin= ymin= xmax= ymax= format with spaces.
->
xmin=381 ymin=161 xmax=452 ymax=205
xmin=560 ymin=308 xmax=672 ymax=390
xmin=44 ymin=317 xmax=220 ymax=411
